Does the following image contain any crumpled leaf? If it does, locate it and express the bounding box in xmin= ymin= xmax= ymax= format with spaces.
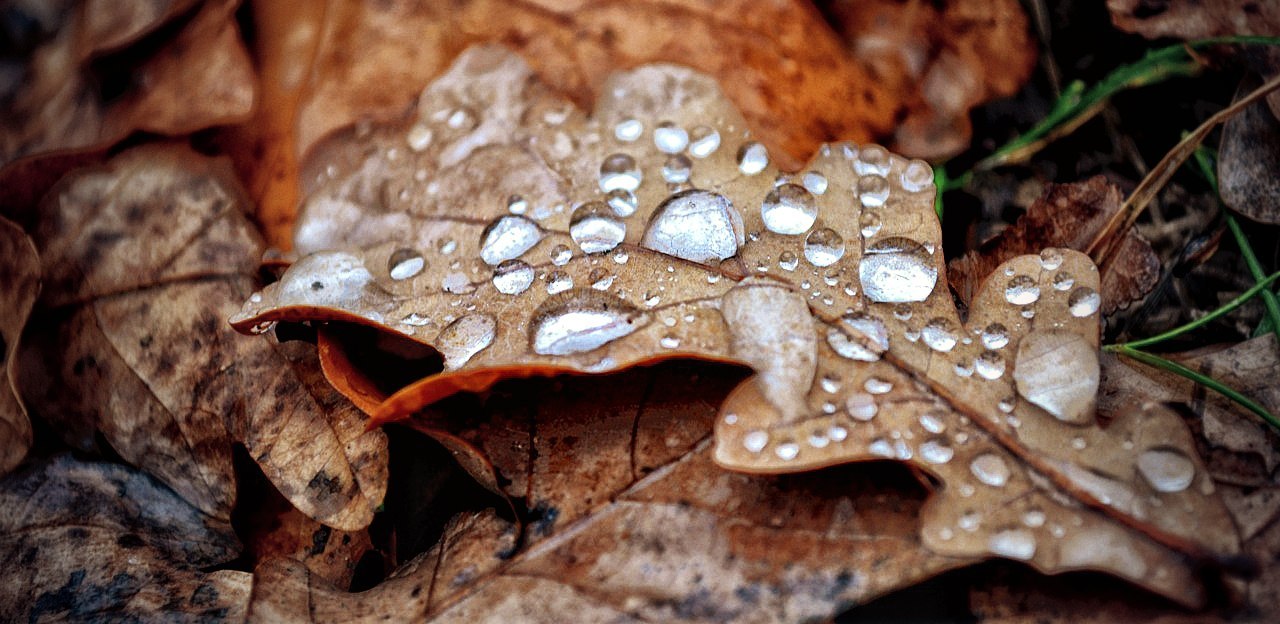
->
xmin=948 ymin=176 xmax=1160 ymax=314
xmin=249 ymin=364 xmax=972 ymax=622
xmin=0 ymin=217 xmax=39 ymax=475
xmin=1219 ymin=74 xmax=1280 ymax=225
xmin=231 ymin=45 xmax=1239 ymax=604
xmin=822 ymin=0 xmax=1038 ymax=159
xmin=18 ymin=144 xmax=387 ymax=529
xmin=225 ymin=0 xmax=901 ymax=249
xmin=0 ymin=0 xmax=254 ymax=170
xmin=0 ymin=454 xmax=251 ymax=622
xmin=1108 ymin=0 xmax=1280 ymax=39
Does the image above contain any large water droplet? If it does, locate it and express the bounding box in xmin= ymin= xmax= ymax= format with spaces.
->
xmin=599 ymin=153 xmax=642 ymax=192
xmin=492 ymin=259 xmax=534 ymax=295
xmin=479 ymin=216 xmax=542 ymax=265
xmin=859 ymin=237 xmax=938 ymax=303
xmin=435 ymin=314 xmax=496 ymax=370
xmin=1014 ymin=331 xmax=1098 ymax=426
xmin=857 ymin=174 xmax=890 ymax=207
xmin=970 ymin=453 xmax=1011 ymax=487
xmin=688 ymin=125 xmax=720 ymax=158
xmin=761 ymin=183 xmax=818 ymax=235
xmin=1136 ymin=447 xmax=1195 ymax=493
xmin=662 ymin=154 xmax=692 ymax=183
xmin=1005 ymin=275 xmax=1040 ymax=305
xmin=388 ymin=248 xmax=426 ymax=280
xmin=641 ymin=190 xmax=744 ymax=264
xmin=1068 ymin=287 xmax=1101 ymax=317
xmin=988 ymin=528 xmax=1037 ymax=560
xmin=570 ymin=202 xmax=627 ymax=254
xmin=921 ymin=317 xmax=958 ymax=352
xmin=653 ymin=121 xmax=688 ymax=153
xmin=736 ymin=142 xmax=769 ymax=175
xmin=531 ymin=290 xmax=650 ymax=355
xmin=803 ymin=228 xmax=845 ymax=267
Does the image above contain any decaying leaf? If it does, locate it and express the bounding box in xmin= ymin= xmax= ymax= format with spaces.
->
xmin=1108 ymin=0 xmax=1280 ymax=39
xmin=1220 ymin=74 xmax=1280 ymax=225
xmin=0 ymin=217 xmax=39 ymax=475
xmin=948 ymin=176 xmax=1160 ymax=315
xmin=249 ymin=364 xmax=973 ymax=622
xmin=230 ymin=46 xmax=1240 ymax=605
xmin=18 ymin=144 xmax=387 ymax=529
xmin=0 ymin=454 xmax=251 ymax=622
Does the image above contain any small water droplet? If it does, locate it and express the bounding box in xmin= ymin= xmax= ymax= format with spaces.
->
xmin=778 ymin=251 xmax=799 ymax=271
xmin=613 ymin=249 xmax=630 ymax=264
xmin=802 ymin=171 xmax=828 ymax=195
xmin=531 ymin=290 xmax=649 ymax=355
xmin=1137 ymin=447 xmax=1195 ymax=492
xmin=643 ymin=291 xmax=661 ymax=307
xmin=406 ymin=123 xmax=433 ymax=152
xmin=1005 ymin=275 xmax=1040 ymax=305
xmin=893 ymin=303 xmax=913 ymax=321
xmin=1039 ymin=248 xmax=1063 ymax=270
xmin=808 ymin=430 xmax=830 ymax=448
xmin=660 ymin=334 xmax=681 ymax=349
xmin=864 ymin=377 xmax=893 ymax=394
xmin=845 ymin=393 xmax=878 ymax=421
xmin=662 ymin=154 xmax=692 ymax=183
xmin=820 ymin=375 xmax=842 ymax=393
xmin=970 ymin=453 xmax=1011 ymax=487
xmin=480 ymin=216 xmax=542 ymax=265
xmin=435 ymin=314 xmax=496 ymax=369
xmin=920 ymin=439 xmax=954 ymax=464
xmin=615 ymin=119 xmax=643 ymax=141
xmin=493 ymin=259 xmax=535 ymax=295
xmin=570 ymin=202 xmax=627 ymax=254
xmin=589 ymin=268 xmax=615 ymax=290
xmin=860 ymin=237 xmax=938 ymax=303
xmin=921 ymin=317 xmax=958 ymax=352
xmin=546 ymin=271 xmax=574 ymax=294
xmin=857 ymin=174 xmax=890 ymax=207
xmin=606 ymin=189 xmax=638 ymax=217
xmin=919 ymin=413 xmax=946 ymax=434
xmin=775 ymin=441 xmax=800 ymax=461
xmin=854 ymin=144 xmax=890 ymax=176
xmin=446 ymin=107 xmax=476 ymax=130
xmin=1068 ymin=287 xmax=1100 ymax=317
xmin=641 ymin=190 xmax=745 ymax=264
xmin=901 ymin=159 xmax=933 ymax=192
xmin=743 ymin=430 xmax=769 ymax=453
xmin=654 ymin=121 xmax=688 ymax=153
xmin=989 ymin=529 xmax=1037 ymax=560
xmin=958 ymin=511 xmax=980 ymax=531
xmin=1053 ymin=272 xmax=1075 ymax=291
xmin=506 ymin=195 xmax=528 ymax=215
xmin=998 ymin=396 xmax=1016 ymax=413
xmin=981 ymin=323 xmax=1010 ymax=349
xmin=1022 ymin=509 xmax=1046 ymax=528
xmin=599 ymin=153 xmax=642 ymax=192
xmin=868 ymin=438 xmax=894 ymax=458
xmin=388 ymin=248 xmax=426 ymax=280
xmin=761 ymin=183 xmax=818 ymax=235
xmin=688 ymin=125 xmax=721 ymax=158
xmin=442 ymin=271 xmax=472 ymax=294
xmin=736 ymin=142 xmax=769 ymax=175
xmin=551 ymin=244 xmax=573 ymax=266
xmin=828 ymin=426 xmax=848 ymax=442
xmin=859 ymin=211 xmax=883 ymax=238
xmin=803 ymin=228 xmax=845 ymax=267
xmin=975 ymin=351 xmax=1005 ymax=380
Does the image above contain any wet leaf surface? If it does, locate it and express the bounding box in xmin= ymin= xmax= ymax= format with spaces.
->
xmin=232 ymin=46 xmax=1239 ymax=606
xmin=0 ymin=454 xmax=251 ymax=622
xmin=18 ymin=144 xmax=387 ymax=529
xmin=0 ymin=217 xmax=39 ymax=475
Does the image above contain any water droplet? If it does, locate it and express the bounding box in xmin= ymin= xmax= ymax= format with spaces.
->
xmin=643 ymin=291 xmax=661 ymax=307
xmin=845 ymin=393 xmax=878 ymax=421
xmin=1068 ymin=287 xmax=1101 ymax=317
xmin=970 ymin=453 xmax=1011 ymax=487
xmin=442 ymin=271 xmax=472 ymax=294
xmin=859 ymin=211 xmax=883 ymax=238
xmin=988 ymin=529 xmax=1037 ymax=560
xmin=920 ymin=439 xmax=954 ymax=464
xmin=570 ymin=202 xmax=627 ymax=254
xmin=743 ymin=430 xmax=769 ymax=453
xmin=589 ymin=269 xmax=615 ymax=290
xmin=854 ymin=144 xmax=890 ymax=176
xmin=893 ymin=303 xmax=913 ymax=321
xmin=860 ymin=237 xmax=938 ymax=303
xmin=505 ymin=195 xmax=528 ymax=215
xmin=606 ymin=189 xmax=637 ymax=217
xmin=1039 ymin=248 xmax=1064 ymax=270
xmin=1005 ymin=275 xmax=1040 ymax=305
xmin=919 ymin=413 xmax=946 ymax=434
xmin=1022 ymin=509 xmax=1046 ymax=528
xmin=492 ymin=260 xmax=534 ymax=295
xmin=662 ymin=154 xmax=692 ymax=183
xmin=974 ymin=351 xmax=1004 ymax=380
xmin=820 ymin=375 xmax=842 ymax=393
xmin=1053 ymin=272 xmax=1075 ymax=291
xmin=864 ymin=377 xmax=893 ymax=394
xmin=761 ymin=183 xmax=818 ymax=235
xmin=640 ymin=190 xmax=745 ymax=264
xmin=868 ymin=438 xmax=894 ymax=458
xmin=829 ymin=426 xmax=848 ymax=442
xmin=599 ymin=153 xmax=642 ymax=192
xmin=406 ymin=123 xmax=433 ymax=152
xmin=802 ymin=171 xmax=828 ymax=195
xmin=981 ymin=323 xmax=1010 ymax=349
xmin=736 ymin=142 xmax=769 ymax=175
xmin=545 ymin=271 xmax=574 ymax=295
xmin=775 ymin=442 xmax=800 ymax=461
xmin=531 ymin=290 xmax=649 ymax=355
xmin=551 ymin=244 xmax=573 ymax=266
xmin=778 ymin=251 xmax=799 ymax=271
xmin=958 ymin=511 xmax=980 ymax=531
xmin=808 ymin=430 xmax=830 ymax=448
xmin=388 ymin=248 xmax=425 ymax=280
xmin=921 ymin=317 xmax=958 ymax=352
xmin=480 ymin=215 xmax=542 ymax=265
xmin=613 ymin=249 xmax=630 ymax=264
xmin=901 ymin=159 xmax=933 ymax=192
xmin=688 ymin=125 xmax=720 ymax=158
xmin=1136 ymin=447 xmax=1195 ymax=493
xmin=857 ymin=174 xmax=890 ymax=207
xmin=803 ymin=228 xmax=845 ymax=267
xmin=998 ymin=396 xmax=1016 ymax=413
xmin=435 ymin=314 xmax=496 ymax=369
xmin=446 ymin=107 xmax=476 ymax=130
xmin=660 ymin=334 xmax=680 ymax=349
xmin=653 ymin=121 xmax=688 ymax=153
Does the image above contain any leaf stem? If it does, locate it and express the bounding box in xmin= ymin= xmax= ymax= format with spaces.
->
xmin=1108 ymin=345 xmax=1280 ymax=430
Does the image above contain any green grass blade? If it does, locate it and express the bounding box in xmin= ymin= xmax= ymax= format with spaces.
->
xmin=1111 ymin=345 xmax=1280 ymax=430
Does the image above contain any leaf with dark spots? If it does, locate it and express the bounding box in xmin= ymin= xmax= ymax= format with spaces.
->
xmin=18 ymin=144 xmax=388 ymax=529
xmin=0 ymin=216 xmax=40 ymax=475
xmin=0 ymin=454 xmax=251 ymax=622
xmin=1220 ymin=74 xmax=1280 ymax=225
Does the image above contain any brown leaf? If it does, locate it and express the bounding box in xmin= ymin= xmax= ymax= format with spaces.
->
xmin=1219 ymin=74 xmax=1280 ymax=225
xmin=0 ymin=454 xmax=251 ymax=622
xmin=249 ymin=364 xmax=970 ymax=622
xmin=1108 ymin=0 xmax=1280 ymax=39
xmin=78 ymin=0 xmax=202 ymax=56
xmin=18 ymin=144 xmax=388 ymax=529
xmin=0 ymin=0 xmax=254 ymax=170
xmin=948 ymin=176 xmax=1160 ymax=314
xmin=823 ymin=0 xmax=1038 ymax=159
xmin=231 ymin=47 xmax=1239 ymax=605
xmin=0 ymin=217 xmax=39 ymax=475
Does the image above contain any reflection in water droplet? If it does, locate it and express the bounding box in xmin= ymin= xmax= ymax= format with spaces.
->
xmin=551 ymin=244 xmax=573 ymax=266
xmin=921 ymin=318 xmax=958 ymax=352
xmin=859 ymin=211 xmax=883 ymax=238
xmin=435 ymin=314 xmax=496 ymax=370
xmin=663 ymin=154 xmax=692 ymax=183
xmin=854 ymin=144 xmax=891 ymax=176
xmin=654 ymin=121 xmax=688 ymax=153
xmin=388 ymin=248 xmax=425 ymax=280
xmin=860 ymin=237 xmax=938 ymax=303
xmin=1137 ymin=447 xmax=1195 ymax=493
xmin=615 ymin=119 xmax=643 ymax=141
xmin=688 ymin=125 xmax=720 ymax=158
xmin=599 ymin=153 xmax=642 ymax=192
xmin=802 ymin=171 xmax=828 ymax=195
xmin=570 ymin=202 xmax=627 ymax=254
xmin=901 ymin=159 xmax=933 ymax=192
xmin=857 ymin=174 xmax=890 ymax=207
xmin=1039 ymin=248 xmax=1063 ymax=270
xmin=761 ymin=184 xmax=818 ymax=235
xmin=981 ymin=323 xmax=1010 ymax=349
xmin=1005 ymin=275 xmax=1040 ymax=305
xmin=845 ymin=393 xmax=878 ymax=421
xmin=743 ymin=430 xmax=769 ymax=453
xmin=989 ymin=529 xmax=1037 ymax=560
xmin=920 ymin=440 xmax=954 ymax=464
xmin=737 ymin=142 xmax=769 ymax=175
xmin=606 ymin=189 xmax=637 ymax=217
xmin=480 ymin=215 xmax=542 ymax=265
xmin=641 ymin=190 xmax=745 ymax=264
xmin=775 ymin=442 xmax=800 ymax=461
xmin=975 ymin=351 xmax=1005 ymax=380
xmin=493 ymin=260 xmax=534 ymax=295
xmin=1053 ymin=272 xmax=1075 ymax=291
xmin=1068 ymin=287 xmax=1101 ymax=317
xmin=970 ymin=453 xmax=1011 ymax=487
xmin=546 ymin=271 xmax=573 ymax=295
xmin=803 ymin=228 xmax=845 ymax=267
xmin=531 ymin=290 xmax=649 ymax=355
xmin=778 ymin=251 xmax=799 ymax=271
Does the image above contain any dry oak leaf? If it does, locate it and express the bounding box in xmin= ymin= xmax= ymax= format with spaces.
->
xmin=0 ymin=454 xmax=251 ymax=622
xmin=222 ymin=0 xmax=899 ymax=249
xmin=948 ymin=176 xmax=1160 ymax=315
xmin=0 ymin=217 xmax=40 ymax=475
xmin=1108 ymin=0 xmax=1280 ymax=39
xmin=18 ymin=144 xmax=387 ymax=529
xmin=232 ymin=46 xmax=1240 ymax=605
xmin=248 ymin=364 xmax=971 ymax=623
xmin=1220 ymin=73 xmax=1280 ymax=225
